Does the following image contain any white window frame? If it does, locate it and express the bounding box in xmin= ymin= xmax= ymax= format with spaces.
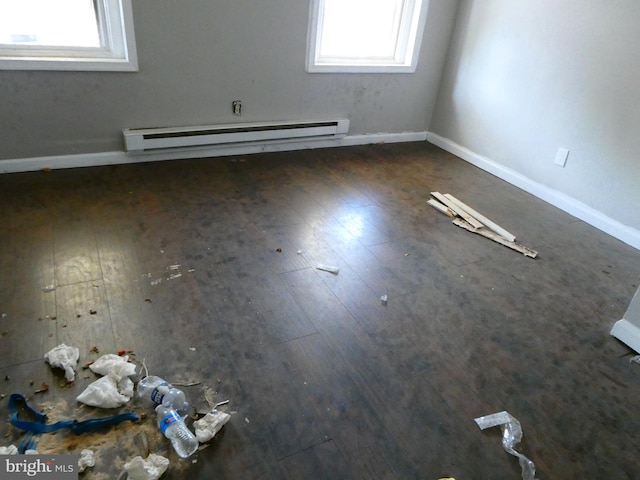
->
xmin=306 ymin=0 xmax=428 ymax=73
xmin=0 ymin=0 xmax=138 ymax=72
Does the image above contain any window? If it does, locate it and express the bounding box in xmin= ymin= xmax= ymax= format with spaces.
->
xmin=306 ymin=0 xmax=428 ymax=73
xmin=0 ymin=0 xmax=137 ymax=71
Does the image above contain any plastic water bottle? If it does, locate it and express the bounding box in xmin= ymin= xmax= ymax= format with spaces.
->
xmin=137 ymin=376 xmax=189 ymax=414
xmin=156 ymin=404 xmax=199 ymax=458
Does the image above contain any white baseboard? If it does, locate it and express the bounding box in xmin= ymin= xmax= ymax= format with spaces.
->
xmin=0 ymin=131 xmax=428 ymax=175
xmin=427 ymin=132 xmax=640 ymax=251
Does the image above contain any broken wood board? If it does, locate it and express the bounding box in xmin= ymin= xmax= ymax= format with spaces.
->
xmin=453 ymin=218 xmax=538 ymax=258
xmin=427 ymin=198 xmax=455 ymax=217
xmin=431 ymin=192 xmax=484 ymax=229
xmin=443 ymin=193 xmax=516 ymax=242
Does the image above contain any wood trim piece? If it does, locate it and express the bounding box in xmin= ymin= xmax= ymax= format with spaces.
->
xmin=427 ymin=199 xmax=455 ymax=217
xmin=431 ymin=192 xmax=484 ymax=229
xmin=453 ymin=218 xmax=538 ymax=258
xmin=443 ymin=193 xmax=517 ymax=242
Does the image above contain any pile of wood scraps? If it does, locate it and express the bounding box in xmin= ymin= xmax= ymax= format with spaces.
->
xmin=428 ymin=192 xmax=538 ymax=259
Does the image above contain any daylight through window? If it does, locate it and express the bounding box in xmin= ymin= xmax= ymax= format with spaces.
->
xmin=307 ymin=0 xmax=428 ymax=73
xmin=0 ymin=0 xmax=137 ymax=71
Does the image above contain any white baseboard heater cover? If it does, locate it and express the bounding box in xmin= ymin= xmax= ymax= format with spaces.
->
xmin=123 ymin=119 xmax=349 ymax=153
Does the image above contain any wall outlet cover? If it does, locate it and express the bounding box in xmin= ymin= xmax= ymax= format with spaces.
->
xmin=555 ymin=147 xmax=570 ymax=167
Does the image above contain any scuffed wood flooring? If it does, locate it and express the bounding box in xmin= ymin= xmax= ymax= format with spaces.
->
xmin=1 ymin=142 xmax=639 ymax=479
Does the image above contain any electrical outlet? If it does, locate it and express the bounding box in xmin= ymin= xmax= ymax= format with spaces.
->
xmin=554 ymin=147 xmax=570 ymax=167
xmin=232 ymin=100 xmax=242 ymax=115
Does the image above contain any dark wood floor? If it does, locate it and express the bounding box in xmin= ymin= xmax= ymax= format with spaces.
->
xmin=1 ymin=142 xmax=639 ymax=479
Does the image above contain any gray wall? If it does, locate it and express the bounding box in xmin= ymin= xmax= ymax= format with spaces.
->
xmin=431 ymin=0 xmax=640 ymax=229
xmin=0 ymin=0 xmax=458 ymax=161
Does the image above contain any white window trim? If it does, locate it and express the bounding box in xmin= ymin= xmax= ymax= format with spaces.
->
xmin=306 ymin=0 xmax=428 ymax=73
xmin=0 ymin=0 xmax=138 ymax=72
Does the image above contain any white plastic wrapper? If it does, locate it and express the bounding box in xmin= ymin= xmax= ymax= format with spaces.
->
xmin=118 ymin=376 xmax=134 ymax=398
xmin=76 ymin=373 xmax=132 ymax=408
xmin=474 ymin=411 xmax=537 ymax=480
xmin=0 ymin=445 xmax=18 ymax=455
xmin=78 ymin=449 xmax=95 ymax=473
xmin=123 ymin=454 xmax=169 ymax=480
xmin=44 ymin=344 xmax=80 ymax=382
xmin=194 ymin=410 xmax=231 ymax=443
xmin=89 ymin=354 xmax=137 ymax=381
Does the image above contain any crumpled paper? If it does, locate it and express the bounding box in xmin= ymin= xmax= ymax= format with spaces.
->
xmin=474 ymin=411 xmax=537 ymax=480
xmin=44 ymin=344 xmax=80 ymax=382
xmin=78 ymin=449 xmax=95 ymax=473
xmin=76 ymin=373 xmax=132 ymax=408
xmin=0 ymin=445 xmax=18 ymax=455
xmin=90 ymin=354 xmax=137 ymax=381
xmin=123 ymin=454 xmax=169 ymax=480
xmin=194 ymin=410 xmax=231 ymax=443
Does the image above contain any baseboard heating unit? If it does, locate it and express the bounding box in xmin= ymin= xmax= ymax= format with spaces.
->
xmin=123 ymin=119 xmax=349 ymax=153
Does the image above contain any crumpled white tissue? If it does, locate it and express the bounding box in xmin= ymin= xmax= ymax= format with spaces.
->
xmin=76 ymin=373 xmax=131 ymax=408
xmin=123 ymin=454 xmax=169 ymax=480
xmin=78 ymin=449 xmax=95 ymax=473
xmin=0 ymin=445 xmax=18 ymax=454
xmin=89 ymin=354 xmax=137 ymax=381
xmin=44 ymin=344 xmax=80 ymax=382
xmin=194 ymin=410 xmax=231 ymax=443
xmin=119 ymin=376 xmax=134 ymax=398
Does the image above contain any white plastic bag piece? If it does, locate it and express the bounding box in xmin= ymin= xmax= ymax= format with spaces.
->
xmin=119 ymin=377 xmax=134 ymax=398
xmin=76 ymin=373 xmax=132 ymax=408
xmin=25 ymin=449 xmax=39 ymax=455
xmin=316 ymin=263 xmax=339 ymax=274
xmin=78 ymin=449 xmax=95 ymax=473
xmin=123 ymin=454 xmax=169 ymax=480
xmin=194 ymin=410 xmax=231 ymax=443
xmin=44 ymin=344 xmax=80 ymax=382
xmin=474 ymin=411 xmax=537 ymax=480
xmin=90 ymin=354 xmax=137 ymax=380
xmin=0 ymin=445 xmax=18 ymax=454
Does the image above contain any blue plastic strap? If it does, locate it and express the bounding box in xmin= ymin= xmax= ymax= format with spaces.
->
xmin=8 ymin=393 xmax=138 ymax=452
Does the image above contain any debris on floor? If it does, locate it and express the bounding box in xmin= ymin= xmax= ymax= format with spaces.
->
xmin=76 ymin=372 xmax=133 ymax=408
xmin=316 ymin=263 xmax=340 ymax=274
xmin=34 ymin=382 xmax=49 ymax=394
xmin=78 ymin=449 xmax=95 ymax=473
xmin=8 ymin=393 xmax=138 ymax=454
xmin=156 ymin=403 xmax=198 ymax=458
xmin=475 ymin=411 xmax=537 ymax=480
xmin=147 ymin=264 xmax=195 ymax=286
xmin=630 ymin=355 xmax=640 ymax=365
xmin=123 ymin=453 xmax=170 ymax=480
xmin=428 ymin=192 xmax=538 ymax=259
xmin=89 ymin=353 xmax=137 ymax=380
xmin=380 ymin=294 xmax=388 ymax=306
xmin=44 ymin=344 xmax=80 ymax=382
xmin=0 ymin=444 xmax=18 ymax=454
xmin=194 ymin=410 xmax=231 ymax=443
